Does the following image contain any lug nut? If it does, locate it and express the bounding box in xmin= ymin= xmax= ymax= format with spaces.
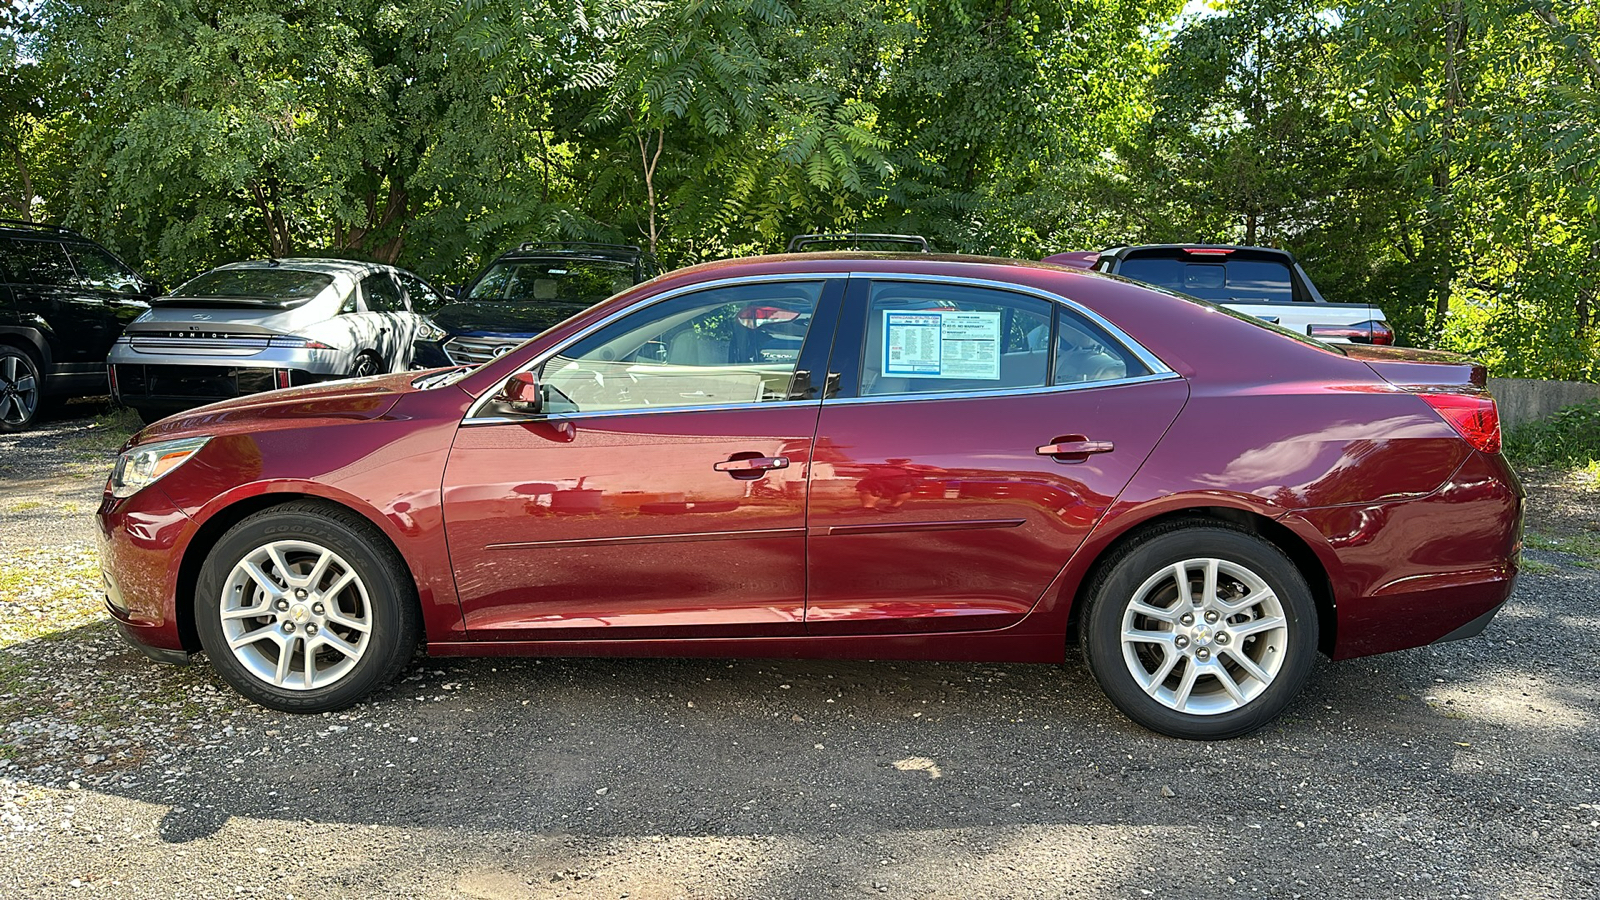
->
xmin=1180 ymin=613 xmax=1194 ymax=626
xmin=1216 ymin=632 xmax=1230 ymax=644
xmin=305 ymin=623 xmax=318 ymax=636
xmin=275 ymin=599 xmax=290 ymax=611
xmin=1174 ymin=636 xmax=1190 ymax=649
xmin=1204 ymin=610 xmax=1218 ymax=623
xmin=312 ymin=603 xmax=325 ymax=616
xmin=1197 ymin=649 xmax=1211 ymax=661
xmin=282 ymin=622 xmax=295 ymax=633
xmin=295 ymin=588 xmax=308 ymax=599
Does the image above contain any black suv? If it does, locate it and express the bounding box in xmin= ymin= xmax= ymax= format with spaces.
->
xmin=0 ymin=221 xmax=160 ymax=431
xmin=412 ymin=242 xmax=659 ymax=367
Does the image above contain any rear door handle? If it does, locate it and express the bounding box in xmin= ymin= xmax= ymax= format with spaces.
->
xmin=1036 ymin=438 xmax=1114 ymax=462
xmin=714 ymin=455 xmax=790 ymax=478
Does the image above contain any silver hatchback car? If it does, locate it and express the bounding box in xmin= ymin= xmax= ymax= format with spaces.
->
xmin=108 ymin=258 xmax=442 ymax=422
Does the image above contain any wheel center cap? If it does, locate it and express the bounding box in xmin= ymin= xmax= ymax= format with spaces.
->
xmin=290 ymin=604 xmax=310 ymax=623
xmin=1192 ymin=625 xmax=1213 ymax=646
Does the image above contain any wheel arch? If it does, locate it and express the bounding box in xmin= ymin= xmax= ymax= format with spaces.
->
xmin=0 ymin=327 xmax=49 ymax=367
xmin=1064 ymin=504 xmax=1339 ymax=656
xmin=174 ymin=489 xmax=422 ymax=652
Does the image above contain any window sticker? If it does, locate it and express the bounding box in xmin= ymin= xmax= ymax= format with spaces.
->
xmin=883 ymin=309 xmax=1002 ymax=380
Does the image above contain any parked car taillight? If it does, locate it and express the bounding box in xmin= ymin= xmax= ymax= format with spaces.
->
xmin=1417 ymin=391 xmax=1501 ymax=454
xmin=266 ymin=336 xmax=336 ymax=350
xmin=1308 ymin=320 xmax=1394 ymax=345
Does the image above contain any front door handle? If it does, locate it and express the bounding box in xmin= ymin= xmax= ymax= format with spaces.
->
xmin=1036 ymin=437 xmax=1114 ymax=462
xmin=714 ymin=455 xmax=790 ymax=479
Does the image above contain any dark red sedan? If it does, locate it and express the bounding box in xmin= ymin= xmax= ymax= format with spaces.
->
xmin=98 ymin=253 xmax=1522 ymax=739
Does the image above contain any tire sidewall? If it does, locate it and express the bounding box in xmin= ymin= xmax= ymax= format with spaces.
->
xmin=1083 ymin=526 xmax=1319 ymax=740
xmin=195 ymin=507 xmax=413 ymax=712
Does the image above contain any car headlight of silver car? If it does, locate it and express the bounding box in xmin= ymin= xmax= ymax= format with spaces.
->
xmin=416 ymin=321 xmax=447 ymax=342
xmin=110 ymin=436 xmax=211 ymax=499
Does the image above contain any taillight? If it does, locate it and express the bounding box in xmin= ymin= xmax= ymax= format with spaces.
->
xmin=1418 ymin=392 xmax=1501 ymax=454
xmin=107 ymin=364 xmax=119 ymax=398
xmin=1307 ymin=320 xmax=1394 ymax=344
xmin=275 ymin=369 xmax=291 ymax=389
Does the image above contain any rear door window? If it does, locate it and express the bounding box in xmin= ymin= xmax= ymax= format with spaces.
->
xmin=67 ymin=243 xmax=143 ymax=293
xmin=361 ymin=272 xmax=406 ymax=312
xmin=0 ymin=239 xmax=76 ymax=286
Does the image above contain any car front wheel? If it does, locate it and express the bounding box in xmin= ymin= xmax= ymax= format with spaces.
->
xmin=194 ymin=501 xmax=420 ymax=712
xmin=1081 ymin=520 xmax=1319 ymax=740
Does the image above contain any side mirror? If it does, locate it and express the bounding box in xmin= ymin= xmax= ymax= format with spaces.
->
xmin=499 ymin=371 xmax=542 ymax=414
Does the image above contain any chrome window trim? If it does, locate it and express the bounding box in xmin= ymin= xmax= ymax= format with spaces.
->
xmin=462 ymin=268 xmax=1177 ymax=423
xmin=462 ymin=398 xmax=822 ymax=427
xmin=820 ymin=371 xmax=1183 ymax=408
xmin=463 ymin=272 xmax=838 ymax=420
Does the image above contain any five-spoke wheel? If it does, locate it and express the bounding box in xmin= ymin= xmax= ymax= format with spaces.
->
xmin=0 ymin=346 xmax=42 ymax=433
xmin=195 ymin=502 xmax=419 ymax=712
xmin=1083 ymin=521 xmax=1317 ymax=740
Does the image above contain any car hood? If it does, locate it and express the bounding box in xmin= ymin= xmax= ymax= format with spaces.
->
xmin=126 ymin=303 xmax=325 ymax=335
xmin=131 ymin=371 xmax=418 ymax=446
xmin=431 ymin=299 xmax=594 ymax=338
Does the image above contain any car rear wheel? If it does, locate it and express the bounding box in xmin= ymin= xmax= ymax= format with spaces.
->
xmin=0 ymin=345 xmax=42 ymax=433
xmin=1081 ymin=521 xmax=1318 ymax=740
xmin=194 ymin=501 xmax=420 ymax=712
xmin=349 ymin=352 xmax=382 ymax=378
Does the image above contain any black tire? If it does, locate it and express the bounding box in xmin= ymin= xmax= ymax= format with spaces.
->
xmin=1081 ymin=519 xmax=1319 ymax=740
xmin=194 ymin=501 xmax=420 ymax=712
xmin=0 ymin=344 xmax=43 ymax=433
xmin=349 ymin=352 xmax=383 ymax=378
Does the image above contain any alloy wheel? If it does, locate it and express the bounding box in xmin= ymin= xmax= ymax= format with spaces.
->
xmin=1119 ymin=557 xmax=1289 ymax=715
xmin=0 ymin=352 xmax=39 ymax=427
xmin=218 ymin=540 xmax=373 ymax=690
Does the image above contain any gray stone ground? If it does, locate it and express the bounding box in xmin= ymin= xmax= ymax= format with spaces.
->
xmin=2 ymin=401 xmax=1597 ymax=900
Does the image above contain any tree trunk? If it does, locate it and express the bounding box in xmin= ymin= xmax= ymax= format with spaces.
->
xmin=1430 ymin=0 xmax=1467 ymax=337
xmin=247 ymin=179 xmax=294 ymax=257
xmin=12 ymin=150 xmax=33 ymax=221
xmin=638 ymin=128 xmax=664 ymax=258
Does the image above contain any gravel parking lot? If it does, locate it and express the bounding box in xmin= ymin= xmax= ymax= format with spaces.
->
xmin=2 ymin=403 xmax=1598 ymax=900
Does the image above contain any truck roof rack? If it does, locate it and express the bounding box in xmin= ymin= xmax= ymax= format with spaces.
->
xmin=0 ymin=219 xmax=74 ymax=235
xmin=786 ymin=233 xmax=931 ymax=253
xmin=508 ymin=241 xmax=659 ymax=279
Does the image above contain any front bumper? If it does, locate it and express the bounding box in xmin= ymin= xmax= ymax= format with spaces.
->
xmin=97 ymin=483 xmax=199 ymax=656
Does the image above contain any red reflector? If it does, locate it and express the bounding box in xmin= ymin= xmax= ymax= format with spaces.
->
xmin=1369 ymin=320 xmax=1395 ymax=346
xmin=107 ymin=364 xmax=118 ymax=394
xmin=1418 ymin=392 xmax=1501 ymax=454
xmin=1184 ymin=247 xmax=1234 ymax=256
xmin=276 ymin=369 xmax=291 ymax=389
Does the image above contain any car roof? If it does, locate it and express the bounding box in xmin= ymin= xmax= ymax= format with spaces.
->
xmin=0 ymin=220 xmax=85 ymax=241
xmin=211 ymin=258 xmax=393 ymax=276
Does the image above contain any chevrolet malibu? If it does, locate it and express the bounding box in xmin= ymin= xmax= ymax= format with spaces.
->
xmin=98 ymin=253 xmax=1523 ymax=740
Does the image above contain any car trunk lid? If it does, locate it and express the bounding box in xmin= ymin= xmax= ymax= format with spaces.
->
xmin=1342 ymin=344 xmax=1487 ymax=389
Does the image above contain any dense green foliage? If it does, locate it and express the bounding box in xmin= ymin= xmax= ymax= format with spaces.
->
xmin=1504 ymin=400 xmax=1600 ymax=467
xmin=3 ymin=0 xmax=1598 ymax=378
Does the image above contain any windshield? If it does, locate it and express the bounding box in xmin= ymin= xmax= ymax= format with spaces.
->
xmin=164 ymin=268 xmax=333 ymax=306
xmin=1117 ymin=257 xmax=1296 ymax=303
xmin=466 ymin=259 xmax=634 ymax=304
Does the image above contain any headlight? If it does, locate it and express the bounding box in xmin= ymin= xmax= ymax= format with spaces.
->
xmin=416 ymin=321 xmax=447 ymax=342
xmin=110 ymin=436 xmax=211 ymax=499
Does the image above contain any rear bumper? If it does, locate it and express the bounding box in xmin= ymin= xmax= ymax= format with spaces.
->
xmin=110 ymin=362 xmax=347 ymax=414
xmin=1295 ymin=450 xmax=1524 ymax=659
